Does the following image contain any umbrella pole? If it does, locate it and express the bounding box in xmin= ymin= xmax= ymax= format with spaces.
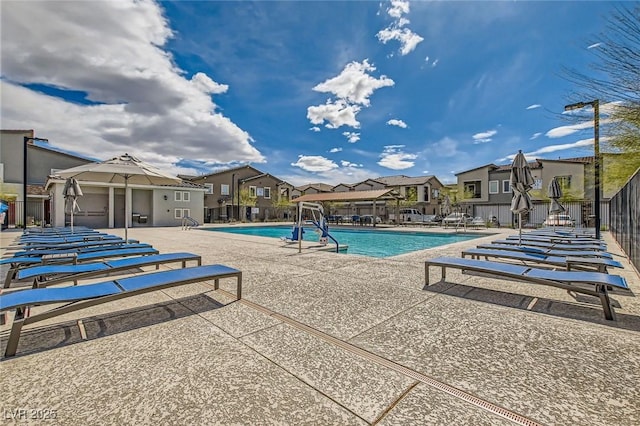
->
xmin=519 ymin=212 xmax=522 ymax=244
xmin=124 ymin=178 xmax=128 ymax=243
xmin=71 ymin=207 xmax=74 ymax=234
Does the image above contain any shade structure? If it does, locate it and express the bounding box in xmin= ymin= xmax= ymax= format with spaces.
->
xmin=63 ymin=177 xmax=83 ymax=233
xmin=57 ymin=153 xmax=182 ymax=241
xmin=547 ymin=177 xmax=565 ymax=213
xmin=509 ymin=150 xmax=534 ymax=244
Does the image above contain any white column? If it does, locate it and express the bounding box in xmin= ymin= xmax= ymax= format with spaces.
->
xmin=53 ymin=183 xmax=65 ymax=227
xmin=108 ymin=187 xmax=114 ymax=228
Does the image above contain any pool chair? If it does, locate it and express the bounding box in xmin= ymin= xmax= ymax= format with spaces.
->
xmin=2 ymin=246 xmax=160 ymax=288
xmin=425 ymin=256 xmax=629 ymax=321
xmin=14 ymin=252 xmax=202 ymax=289
xmin=505 ymin=235 xmax=601 ymax=244
xmin=476 ymin=243 xmax=614 ymax=259
xmin=490 ymin=239 xmax=606 ymax=251
xmin=281 ymin=225 xmax=305 ymax=243
xmin=0 ymin=264 xmax=242 ymax=357
xmin=9 ymin=238 xmax=140 ymax=253
xmin=12 ymin=243 xmax=153 ymax=258
xmin=462 ymin=248 xmax=623 ymax=273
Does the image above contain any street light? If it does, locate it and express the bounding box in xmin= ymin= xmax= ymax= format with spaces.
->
xmin=23 ymin=136 xmax=49 ymax=229
xmin=564 ymin=100 xmax=600 ymax=239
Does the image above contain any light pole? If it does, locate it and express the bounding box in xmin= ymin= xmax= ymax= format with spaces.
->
xmin=23 ymin=136 xmax=49 ymax=229
xmin=564 ymin=100 xmax=600 ymax=239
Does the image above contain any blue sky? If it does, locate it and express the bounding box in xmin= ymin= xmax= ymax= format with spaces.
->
xmin=1 ymin=1 xmax=620 ymax=186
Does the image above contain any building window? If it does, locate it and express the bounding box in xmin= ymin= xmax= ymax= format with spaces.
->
xmin=182 ymin=191 xmax=190 ymax=202
xmin=557 ymin=175 xmax=572 ymax=189
xmin=204 ymin=183 xmax=213 ymax=194
xmin=174 ymin=191 xmax=182 ymax=202
xmin=221 ymin=184 xmax=229 ymax=195
xmin=249 ymin=186 xmax=257 ymax=198
xmin=174 ymin=208 xmax=191 ymax=219
xmin=503 ymin=180 xmax=511 ymax=193
xmin=532 ymin=179 xmax=542 ymax=190
xmin=463 ymin=182 xmax=481 ymax=199
xmin=489 ymin=180 xmax=499 ymax=194
xmin=423 ymin=185 xmax=430 ymax=202
xmin=264 ymin=187 xmax=271 ymax=199
xmin=256 ymin=187 xmax=264 ymax=197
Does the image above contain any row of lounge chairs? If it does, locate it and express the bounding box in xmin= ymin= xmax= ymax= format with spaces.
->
xmin=0 ymin=227 xmax=242 ymax=357
xmin=425 ymin=228 xmax=630 ymax=321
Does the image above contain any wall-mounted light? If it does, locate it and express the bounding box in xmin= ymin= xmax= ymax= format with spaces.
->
xmin=163 ymin=195 xmax=168 ymax=200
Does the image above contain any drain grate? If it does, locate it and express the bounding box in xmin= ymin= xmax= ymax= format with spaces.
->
xmin=235 ymin=296 xmax=542 ymax=426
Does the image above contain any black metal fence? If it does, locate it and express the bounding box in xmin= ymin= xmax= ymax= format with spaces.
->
xmin=1 ymin=200 xmax=48 ymax=229
xmin=610 ymin=168 xmax=640 ymax=271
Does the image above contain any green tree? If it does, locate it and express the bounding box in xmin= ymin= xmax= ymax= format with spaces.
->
xmin=564 ymin=5 xmax=640 ymax=187
xmin=238 ymin=188 xmax=257 ymax=222
xmin=270 ymin=192 xmax=293 ymax=221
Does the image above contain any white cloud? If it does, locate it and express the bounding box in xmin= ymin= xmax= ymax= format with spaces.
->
xmin=329 ymin=147 xmax=343 ymax=153
xmin=377 ymin=0 xmax=423 ymax=56
xmin=310 ymin=126 xmax=321 ymax=132
xmin=588 ymin=42 xmax=603 ymax=49
xmin=377 ymin=145 xmax=417 ymax=170
xmin=290 ymin=155 xmax=339 ymax=172
xmin=1 ymin=1 xmax=265 ymax=168
xmin=307 ymin=60 xmax=393 ymax=129
xmin=387 ymin=0 xmax=410 ymax=19
xmin=472 ymin=129 xmax=497 ymax=144
xmin=307 ymin=100 xmax=361 ymax=129
xmin=526 ymin=104 xmax=541 ymax=110
xmin=431 ymin=59 xmax=439 ymax=68
xmin=387 ymin=119 xmax=407 ymax=128
xmin=340 ymin=160 xmax=362 ymax=168
xmin=376 ymin=27 xmax=424 ymax=56
xmin=530 ymin=132 xmax=542 ymax=140
xmin=430 ymin=137 xmax=460 ymax=158
xmin=546 ymin=121 xmax=593 ymax=138
xmin=343 ymin=131 xmax=361 ymax=143
xmin=496 ymin=137 xmax=610 ymax=162
xmin=312 ymin=60 xmax=394 ymax=106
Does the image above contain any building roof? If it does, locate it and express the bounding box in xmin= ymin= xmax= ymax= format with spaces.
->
xmin=295 ymin=183 xmax=335 ymax=192
xmin=185 ymin=164 xmax=263 ymax=180
xmin=292 ymin=189 xmax=403 ymax=203
xmin=455 ymin=164 xmax=499 ymax=176
xmin=240 ymin=173 xmax=292 ymax=186
xmin=374 ymin=175 xmax=438 ymax=186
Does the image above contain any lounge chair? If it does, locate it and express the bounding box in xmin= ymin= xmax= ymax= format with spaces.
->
xmin=505 ymin=235 xmax=601 ymax=244
xmin=2 ymin=247 xmax=160 ymax=288
xmin=490 ymin=239 xmax=606 ymax=251
xmin=462 ymin=248 xmax=623 ymax=273
xmin=11 ymin=243 xmax=153 ymax=258
xmin=14 ymin=252 xmax=202 ymax=288
xmin=476 ymin=243 xmax=614 ymax=259
xmin=0 ymin=264 xmax=242 ymax=357
xmin=470 ymin=217 xmax=486 ymax=229
xmin=425 ymin=256 xmax=629 ymax=320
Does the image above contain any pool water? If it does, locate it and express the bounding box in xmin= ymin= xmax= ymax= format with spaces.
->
xmin=204 ymin=225 xmax=482 ymax=258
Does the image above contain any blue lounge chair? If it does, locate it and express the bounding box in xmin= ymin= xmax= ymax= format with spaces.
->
xmin=14 ymin=252 xmax=202 ymax=288
xmin=2 ymin=247 xmax=160 ymax=288
xmin=462 ymin=248 xmax=623 ymax=273
xmin=487 ymin=240 xmax=606 ymax=252
xmin=476 ymin=243 xmax=614 ymax=259
xmin=12 ymin=243 xmax=152 ymax=258
xmin=0 ymin=264 xmax=242 ymax=357
xmin=425 ymin=256 xmax=629 ymax=321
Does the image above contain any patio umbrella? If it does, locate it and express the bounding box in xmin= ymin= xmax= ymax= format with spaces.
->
xmin=63 ymin=177 xmax=83 ymax=233
xmin=57 ymin=153 xmax=182 ymax=242
xmin=547 ymin=176 xmax=565 ymax=229
xmin=509 ymin=150 xmax=534 ymax=244
xmin=442 ymin=195 xmax=451 ymax=216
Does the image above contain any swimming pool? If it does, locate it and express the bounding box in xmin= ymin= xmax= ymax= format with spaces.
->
xmin=204 ymin=225 xmax=483 ymax=257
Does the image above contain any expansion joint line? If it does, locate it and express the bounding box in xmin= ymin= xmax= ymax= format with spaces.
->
xmin=228 ymin=293 xmax=542 ymax=426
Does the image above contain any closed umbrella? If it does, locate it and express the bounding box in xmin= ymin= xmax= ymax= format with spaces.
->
xmin=442 ymin=195 xmax=451 ymax=216
xmin=63 ymin=177 xmax=83 ymax=233
xmin=547 ymin=177 xmax=565 ymax=228
xmin=509 ymin=150 xmax=534 ymax=244
xmin=57 ymin=153 xmax=182 ymax=242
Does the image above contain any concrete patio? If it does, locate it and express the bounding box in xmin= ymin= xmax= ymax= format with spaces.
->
xmin=1 ymin=225 xmax=639 ymax=425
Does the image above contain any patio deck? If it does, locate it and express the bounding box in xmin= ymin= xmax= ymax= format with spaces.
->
xmin=1 ymin=225 xmax=639 ymax=425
